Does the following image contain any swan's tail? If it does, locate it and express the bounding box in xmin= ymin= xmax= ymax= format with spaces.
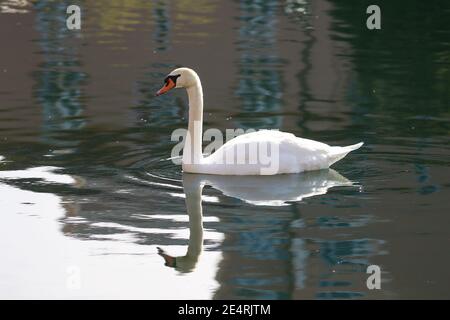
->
xmin=328 ymin=142 xmax=364 ymax=166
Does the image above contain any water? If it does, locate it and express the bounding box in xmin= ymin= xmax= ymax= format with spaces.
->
xmin=0 ymin=0 xmax=449 ymax=299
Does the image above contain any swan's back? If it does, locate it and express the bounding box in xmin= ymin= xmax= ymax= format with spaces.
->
xmin=185 ymin=130 xmax=363 ymax=175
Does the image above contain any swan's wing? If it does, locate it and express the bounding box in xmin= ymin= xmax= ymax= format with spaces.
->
xmin=204 ymin=130 xmax=333 ymax=172
xmin=201 ymin=130 xmax=362 ymax=174
xmin=206 ymin=130 xmax=330 ymax=159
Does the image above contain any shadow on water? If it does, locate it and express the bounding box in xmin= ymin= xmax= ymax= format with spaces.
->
xmin=158 ymin=169 xmax=354 ymax=269
xmin=33 ymin=1 xmax=88 ymax=151
xmin=154 ymin=170 xmax=380 ymax=299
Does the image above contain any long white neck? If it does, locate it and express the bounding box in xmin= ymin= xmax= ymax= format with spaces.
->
xmin=183 ymin=82 xmax=204 ymax=165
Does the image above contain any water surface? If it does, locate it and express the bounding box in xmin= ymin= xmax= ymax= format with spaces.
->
xmin=0 ymin=0 xmax=449 ymax=299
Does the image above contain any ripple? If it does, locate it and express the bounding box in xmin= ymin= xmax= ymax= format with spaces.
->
xmin=0 ymin=166 xmax=77 ymax=185
xmin=0 ymin=0 xmax=30 ymax=14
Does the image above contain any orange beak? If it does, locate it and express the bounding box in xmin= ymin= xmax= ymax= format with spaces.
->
xmin=155 ymin=78 xmax=176 ymax=96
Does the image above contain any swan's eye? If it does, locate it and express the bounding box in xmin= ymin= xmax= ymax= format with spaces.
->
xmin=156 ymin=74 xmax=181 ymax=96
xmin=164 ymin=74 xmax=181 ymax=85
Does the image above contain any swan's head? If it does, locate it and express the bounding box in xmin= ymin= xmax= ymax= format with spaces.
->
xmin=155 ymin=67 xmax=199 ymax=96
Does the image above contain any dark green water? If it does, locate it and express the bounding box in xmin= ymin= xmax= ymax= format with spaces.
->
xmin=0 ymin=0 xmax=449 ymax=299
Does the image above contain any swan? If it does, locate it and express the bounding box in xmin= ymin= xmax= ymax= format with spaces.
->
xmin=156 ymin=67 xmax=363 ymax=175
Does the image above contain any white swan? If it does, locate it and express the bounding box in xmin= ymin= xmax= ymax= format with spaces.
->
xmin=156 ymin=67 xmax=363 ymax=175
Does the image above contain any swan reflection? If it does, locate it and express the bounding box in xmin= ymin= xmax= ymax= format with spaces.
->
xmin=158 ymin=169 xmax=353 ymax=272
